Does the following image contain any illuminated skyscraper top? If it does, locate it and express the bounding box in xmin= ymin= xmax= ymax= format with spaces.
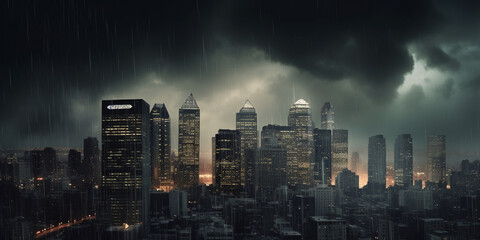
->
xmin=321 ymin=102 xmax=335 ymax=130
xmin=288 ymin=99 xmax=314 ymax=187
xmin=181 ymin=93 xmax=199 ymax=109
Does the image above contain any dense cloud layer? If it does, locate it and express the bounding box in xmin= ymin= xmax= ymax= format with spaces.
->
xmin=1 ymin=0 xmax=479 ymax=173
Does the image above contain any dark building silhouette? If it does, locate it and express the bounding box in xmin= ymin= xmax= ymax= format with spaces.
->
xmin=394 ymin=134 xmax=413 ymax=188
xmin=257 ymin=134 xmax=287 ymax=190
xmin=177 ymin=93 xmax=200 ymax=190
xmin=83 ymin=137 xmax=100 ymax=186
xmin=313 ymin=128 xmax=332 ymax=186
xmin=320 ymin=102 xmax=335 ymax=130
xmin=150 ymin=103 xmax=172 ymax=192
xmin=368 ymin=135 xmax=386 ymax=192
xmin=68 ymin=149 xmax=82 ymax=179
xmin=214 ymin=129 xmax=242 ymax=195
xmin=101 ymin=99 xmax=151 ymax=233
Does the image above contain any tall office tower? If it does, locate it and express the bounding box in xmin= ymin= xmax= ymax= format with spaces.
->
xmin=368 ymin=135 xmax=386 ymax=192
xmin=320 ymin=102 xmax=334 ymax=130
xmin=150 ymin=103 xmax=172 ymax=191
xmin=261 ymin=124 xmax=295 ymax=183
xmin=236 ymin=100 xmax=258 ymax=194
xmin=350 ymin=152 xmax=360 ymax=173
xmin=101 ymin=99 xmax=151 ymax=230
xmin=83 ymin=137 xmax=100 ymax=185
xmin=313 ymin=129 xmax=332 ymax=186
xmin=67 ymin=149 xmax=82 ymax=179
xmin=177 ymin=93 xmax=200 ymax=190
xmin=257 ymin=134 xmax=287 ymax=190
xmin=214 ymin=130 xmax=242 ymax=195
xmin=394 ymin=134 xmax=413 ymax=188
xmin=426 ymin=135 xmax=446 ymax=184
xmin=331 ymin=129 xmax=348 ymax=185
xmin=288 ymin=99 xmax=314 ymax=187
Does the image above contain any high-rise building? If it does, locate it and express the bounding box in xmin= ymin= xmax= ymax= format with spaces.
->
xmin=101 ymin=99 xmax=151 ymax=230
xmin=305 ymin=217 xmax=346 ymax=240
xmin=368 ymin=135 xmax=386 ymax=191
xmin=236 ymin=100 xmax=257 ymax=194
xmin=177 ymin=93 xmax=200 ymax=190
xmin=332 ymin=129 xmax=348 ymax=185
xmin=288 ymin=99 xmax=314 ymax=187
xmin=335 ymin=168 xmax=359 ymax=197
xmin=313 ymin=129 xmax=332 ymax=186
xmin=394 ymin=134 xmax=413 ymax=188
xmin=261 ymin=124 xmax=295 ymax=185
xmin=67 ymin=149 xmax=82 ymax=179
xmin=320 ymin=102 xmax=335 ymax=130
xmin=214 ymin=129 xmax=242 ymax=195
xmin=257 ymin=134 xmax=287 ymax=190
xmin=426 ymin=135 xmax=446 ymax=184
xmin=350 ymin=152 xmax=360 ymax=174
xmin=211 ymin=136 xmax=216 ymax=187
xmin=150 ymin=103 xmax=172 ymax=191
xmin=83 ymin=137 xmax=100 ymax=186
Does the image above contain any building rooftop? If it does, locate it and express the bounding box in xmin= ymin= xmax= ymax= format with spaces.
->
xmin=181 ymin=93 xmax=199 ymax=109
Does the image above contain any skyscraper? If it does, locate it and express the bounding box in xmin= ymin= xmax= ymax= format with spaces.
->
xmin=394 ymin=134 xmax=413 ymax=188
xmin=261 ymin=124 xmax=295 ymax=185
xmin=368 ymin=135 xmax=386 ymax=192
xmin=214 ymin=129 xmax=242 ymax=195
xmin=257 ymin=134 xmax=287 ymax=190
xmin=83 ymin=137 xmax=100 ymax=186
xmin=236 ymin=100 xmax=257 ymax=194
xmin=177 ymin=93 xmax=200 ymax=190
xmin=331 ymin=129 xmax=348 ymax=185
xmin=320 ymin=102 xmax=334 ymax=130
xmin=288 ymin=99 xmax=314 ymax=187
xmin=313 ymin=129 xmax=332 ymax=186
xmin=426 ymin=135 xmax=446 ymax=183
xmin=67 ymin=149 xmax=82 ymax=179
xmin=150 ymin=103 xmax=172 ymax=191
xmin=101 ymin=99 xmax=151 ymax=230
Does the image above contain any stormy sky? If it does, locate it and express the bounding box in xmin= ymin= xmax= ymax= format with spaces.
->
xmin=2 ymin=0 xmax=480 ymax=176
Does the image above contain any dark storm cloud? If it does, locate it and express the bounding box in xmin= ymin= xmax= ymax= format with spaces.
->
xmin=415 ymin=45 xmax=460 ymax=71
xmin=1 ymin=0 xmax=479 ymax=158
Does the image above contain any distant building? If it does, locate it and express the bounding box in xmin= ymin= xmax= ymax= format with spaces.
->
xmin=349 ymin=152 xmax=360 ymax=174
xmin=313 ymin=129 xmax=332 ymax=186
xmin=320 ymin=102 xmax=335 ymax=130
xmin=83 ymin=137 xmax=100 ymax=186
xmin=332 ymin=129 xmax=348 ymax=184
xmin=399 ymin=188 xmax=433 ymax=211
xmin=305 ymin=217 xmax=346 ymax=240
xmin=177 ymin=93 xmax=200 ymax=189
xmin=150 ymin=103 xmax=172 ymax=191
xmin=261 ymin=124 xmax=295 ymax=186
xmin=169 ymin=190 xmax=187 ymax=218
xmin=288 ymin=99 xmax=314 ymax=187
xmin=257 ymin=136 xmax=287 ymax=190
xmin=394 ymin=134 xmax=413 ymax=188
xmin=368 ymin=135 xmax=386 ymax=192
xmin=214 ymin=129 xmax=242 ymax=195
xmin=67 ymin=149 xmax=82 ymax=179
xmin=335 ymin=168 xmax=359 ymax=197
xmin=236 ymin=100 xmax=257 ymax=195
xmin=306 ymin=187 xmax=335 ymax=216
xmin=101 ymin=99 xmax=150 ymax=230
xmin=426 ymin=135 xmax=446 ymax=184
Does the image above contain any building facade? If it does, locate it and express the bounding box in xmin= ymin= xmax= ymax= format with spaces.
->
xmin=177 ymin=93 xmax=200 ymax=190
xmin=150 ymin=103 xmax=172 ymax=191
xmin=426 ymin=135 xmax=446 ymax=184
xmin=101 ymin=99 xmax=151 ymax=230
xmin=313 ymin=128 xmax=332 ymax=186
xmin=236 ymin=100 xmax=257 ymax=194
xmin=320 ymin=102 xmax=335 ymax=130
xmin=394 ymin=134 xmax=413 ymax=188
xmin=214 ymin=130 xmax=242 ymax=195
xmin=332 ymin=129 xmax=348 ymax=185
xmin=368 ymin=135 xmax=386 ymax=191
